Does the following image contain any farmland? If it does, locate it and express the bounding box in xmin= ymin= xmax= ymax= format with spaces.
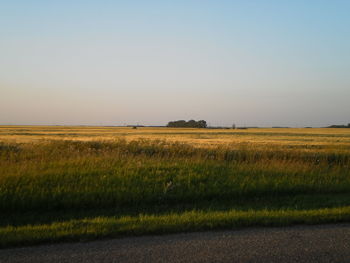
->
xmin=1 ymin=126 xmax=350 ymax=247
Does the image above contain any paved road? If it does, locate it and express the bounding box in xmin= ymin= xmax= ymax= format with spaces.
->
xmin=1 ymin=224 xmax=349 ymax=263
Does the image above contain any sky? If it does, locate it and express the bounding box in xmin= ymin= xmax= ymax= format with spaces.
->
xmin=1 ymin=0 xmax=349 ymax=127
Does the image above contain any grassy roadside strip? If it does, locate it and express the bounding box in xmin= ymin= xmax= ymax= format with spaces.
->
xmin=1 ymin=206 xmax=350 ymax=248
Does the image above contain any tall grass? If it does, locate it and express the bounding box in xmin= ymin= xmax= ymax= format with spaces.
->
xmin=1 ymin=139 xmax=350 ymax=247
xmin=1 ymin=140 xmax=349 ymax=213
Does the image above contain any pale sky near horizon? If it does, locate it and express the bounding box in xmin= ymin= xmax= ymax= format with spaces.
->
xmin=1 ymin=1 xmax=349 ymax=127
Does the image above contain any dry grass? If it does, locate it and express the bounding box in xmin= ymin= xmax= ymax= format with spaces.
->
xmin=1 ymin=126 xmax=349 ymax=247
xmin=1 ymin=126 xmax=350 ymax=148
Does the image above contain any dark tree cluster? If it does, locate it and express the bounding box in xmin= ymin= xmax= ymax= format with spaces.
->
xmin=167 ymin=120 xmax=207 ymax=128
xmin=327 ymin=123 xmax=350 ymax=128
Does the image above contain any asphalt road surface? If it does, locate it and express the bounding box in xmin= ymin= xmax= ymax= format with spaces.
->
xmin=1 ymin=224 xmax=349 ymax=263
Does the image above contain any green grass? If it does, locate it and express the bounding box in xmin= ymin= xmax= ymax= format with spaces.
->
xmin=0 ymin=139 xmax=350 ymax=248
xmin=2 ymin=206 xmax=350 ymax=248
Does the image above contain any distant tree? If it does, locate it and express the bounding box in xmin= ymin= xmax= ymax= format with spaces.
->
xmin=197 ymin=120 xmax=207 ymax=128
xmin=167 ymin=120 xmax=207 ymax=128
xmin=327 ymin=124 xmax=350 ymax=128
xmin=232 ymin=123 xmax=236 ymax=129
xmin=187 ymin=120 xmax=196 ymax=128
xmin=167 ymin=120 xmax=185 ymax=127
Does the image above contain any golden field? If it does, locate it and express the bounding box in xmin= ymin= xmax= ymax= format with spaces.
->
xmin=1 ymin=125 xmax=350 ymax=247
xmin=1 ymin=126 xmax=350 ymax=149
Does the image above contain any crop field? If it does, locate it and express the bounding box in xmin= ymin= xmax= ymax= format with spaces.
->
xmin=1 ymin=126 xmax=350 ymax=247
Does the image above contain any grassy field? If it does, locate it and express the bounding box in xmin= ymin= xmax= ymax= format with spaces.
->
xmin=1 ymin=126 xmax=350 ymax=247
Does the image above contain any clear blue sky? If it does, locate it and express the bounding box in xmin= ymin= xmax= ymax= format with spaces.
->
xmin=1 ymin=0 xmax=349 ymax=127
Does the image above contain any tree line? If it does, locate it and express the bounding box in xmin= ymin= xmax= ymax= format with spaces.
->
xmin=167 ymin=120 xmax=207 ymax=128
xmin=327 ymin=123 xmax=350 ymax=128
